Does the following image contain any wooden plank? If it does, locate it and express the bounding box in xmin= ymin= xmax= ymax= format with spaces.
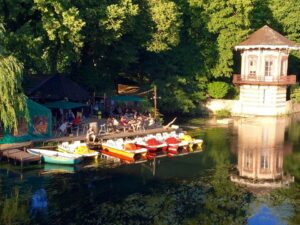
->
xmin=2 ymin=149 xmax=41 ymax=163
xmin=0 ymin=141 xmax=32 ymax=151
xmin=0 ymin=127 xmax=176 ymax=150
xmin=44 ymin=127 xmax=175 ymax=144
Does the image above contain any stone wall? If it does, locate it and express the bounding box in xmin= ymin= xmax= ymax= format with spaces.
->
xmin=206 ymin=99 xmax=300 ymax=116
xmin=205 ymin=99 xmax=237 ymax=113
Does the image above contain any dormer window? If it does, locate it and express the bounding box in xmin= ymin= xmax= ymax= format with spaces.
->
xmin=264 ymin=58 xmax=273 ymax=77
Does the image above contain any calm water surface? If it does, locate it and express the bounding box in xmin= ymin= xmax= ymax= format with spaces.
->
xmin=1 ymin=116 xmax=300 ymax=225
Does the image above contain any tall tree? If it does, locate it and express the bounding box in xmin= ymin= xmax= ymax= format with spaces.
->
xmin=146 ymin=0 xmax=182 ymax=52
xmin=269 ymin=0 xmax=300 ymax=75
xmin=0 ymin=24 xmax=27 ymax=131
xmin=190 ymin=0 xmax=254 ymax=78
xmin=34 ymin=0 xmax=86 ymax=74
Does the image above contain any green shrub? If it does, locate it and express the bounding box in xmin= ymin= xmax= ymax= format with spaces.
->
xmin=207 ymin=81 xmax=229 ymax=99
xmin=215 ymin=109 xmax=231 ymax=118
xmin=291 ymin=84 xmax=300 ymax=102
xmin=226 ymin=85 xmax=239 ymax=99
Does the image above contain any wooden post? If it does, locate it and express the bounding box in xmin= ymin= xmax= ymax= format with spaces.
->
xmin=153 ymin=85 xmax=157 ymax=120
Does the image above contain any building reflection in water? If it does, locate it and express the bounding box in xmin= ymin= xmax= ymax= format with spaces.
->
xmin=230 ymin=117 xmax=294 ymax=193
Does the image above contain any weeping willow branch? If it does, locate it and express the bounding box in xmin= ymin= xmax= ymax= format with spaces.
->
xmin=0 ymin=55 xmax=28 ymax=131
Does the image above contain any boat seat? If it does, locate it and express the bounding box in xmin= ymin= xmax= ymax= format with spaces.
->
xmin=116 ymin=138 xmax=124 ymax=145
xmin=135 ymin=137 xmax=143 ymax=143
xmin=178 ymin=133 xmax=184 ymax=138
xmin=170 ymin=131 xmax=176 ymax=136
xmin=74 ymin=141 xmax=81 ymax=145
xmin=106 ymin=140 xmax=115 ymax=145
xmin=61 ymin=142 xmax=69 ymax=148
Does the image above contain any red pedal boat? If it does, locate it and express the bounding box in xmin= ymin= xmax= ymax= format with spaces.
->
xmin=164 ymin=136 xmax=189 ymax=157
xmin=135 ymin=137 xmax=168 ymax=159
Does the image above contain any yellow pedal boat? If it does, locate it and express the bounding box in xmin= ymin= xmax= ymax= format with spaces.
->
xmin=58 ymin=141 xmax=99 ymax=159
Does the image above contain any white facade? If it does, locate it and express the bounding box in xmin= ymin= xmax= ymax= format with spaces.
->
xmin=240 ymin=49 xmax=289 ymax=80
xmin=232 ymin=25 xmax=300 ymax=116
xmin=234 ymin=48 xmax=294 ymax=116
xmin=237 ymin=85 xmax=287 ymax=115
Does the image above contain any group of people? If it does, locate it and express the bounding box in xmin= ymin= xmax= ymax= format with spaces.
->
xmin=107 ymin=111 xmax=154 ymax=133
xmin=57 ymin=110 xmax=82 ymax=136
xmin=86 ymin=110 xmax=155 ymax=143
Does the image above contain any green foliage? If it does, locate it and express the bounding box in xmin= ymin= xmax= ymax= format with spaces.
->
xmin=190 ymin=0 xmax=254 ymax=77
xmin=215 ymin=109 xmax=231 ymax=119
xmin=146 ymin=0 xmax=182 ymax=52
xmin=0 ymin=24 xmax=28 ymax=131
xmin=291 ymin=84 xmax=300 ymax=103
xmin=100 ymin=0 xmax=139 ymax=43
xmin=34 ymin=0 xmax=86 ymax=73
xmin=0 ymin=0 xmax=299 ymax=115
xmin=227 ymin=85 xmax=239 ymax=99
xmin=207 ymin=81 xmax=229 ymax=99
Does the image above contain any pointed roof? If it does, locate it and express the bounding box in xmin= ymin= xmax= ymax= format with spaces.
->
xmin=28 ymin=75 xmax=90 ymax=102
xmin=236 ymin=25 xmax=300 ymax=50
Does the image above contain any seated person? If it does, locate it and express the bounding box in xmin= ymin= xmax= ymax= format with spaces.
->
xmin=110 ymin=117 xmax=120 ymax=131
xmin=120 ymin=116 xmax=128 ymax=126
xmin=86 ymin=127 xmax=97 ymax=142
xmin=59 ymin=122 xmax=68 ymax=135
xmin=72 ymin=115 xmax=80 ymax=128
xmin=106 ymin=116 xmax=113 ymax=131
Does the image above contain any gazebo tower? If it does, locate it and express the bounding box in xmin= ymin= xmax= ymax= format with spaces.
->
xmin=233 ymin=25 xmax=300 ymax=116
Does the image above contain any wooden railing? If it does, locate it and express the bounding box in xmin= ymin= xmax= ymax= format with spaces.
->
xmin=233 ymin=74 xmax=297 ymax=85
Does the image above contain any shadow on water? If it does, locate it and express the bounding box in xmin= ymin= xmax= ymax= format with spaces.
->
xmin=1 ymin=115 xmax=300 ymax=224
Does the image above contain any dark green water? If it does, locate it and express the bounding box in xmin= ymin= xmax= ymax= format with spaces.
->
xmin=1 ymin=116 xmax=300 ymax=225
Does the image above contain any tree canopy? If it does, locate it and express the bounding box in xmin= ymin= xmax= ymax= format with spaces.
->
xmin=0 ymin=0 xmax=299 ymax=115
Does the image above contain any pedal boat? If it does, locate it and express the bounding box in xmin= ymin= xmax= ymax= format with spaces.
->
xmin=135 ymin=136 xmax=168 ymax=159
xmin=27 ymin=149 xmax=83 ymax=165
xmin=178 ymin=133 xmax=203 ymax=151
xmin=58 ymin=141 xmax=99 ymax=159
xmin=163 ymin=136 xmax=189 ymax=156
xmin=101 ymin=139 xmax=148 ymax=163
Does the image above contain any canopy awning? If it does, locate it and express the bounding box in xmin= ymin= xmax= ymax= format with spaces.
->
xmin=44 ymin=100 xmax=87 ymax=109
xmin=110 ymin=95 xmax=146 ymax=102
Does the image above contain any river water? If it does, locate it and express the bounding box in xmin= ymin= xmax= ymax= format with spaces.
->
xmin=0 ymin=116 xmax=300 ymax=225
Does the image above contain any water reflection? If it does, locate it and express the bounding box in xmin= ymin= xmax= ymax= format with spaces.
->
xmin=30 ymin=189 xmax=48 ymax=215
xmin=231 ymin=117 xmax=294 ymax=194
xmin=2 ymin=116 xmax=300 ymax=224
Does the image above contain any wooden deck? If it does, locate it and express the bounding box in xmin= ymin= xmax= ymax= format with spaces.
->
xmin=0 ymin=127 xmax=177 ymax=151
xmin=1 ymin=149 xmax=41 ymax=165
xmin=0 ymin=141 xmax=32 ymax=151
xmin=44 ymin=127 xmax=176 ymax=144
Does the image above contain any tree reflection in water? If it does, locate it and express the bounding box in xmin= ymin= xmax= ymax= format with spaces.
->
xmin=0 ymin=188 xmax=30 ymax=225
xmin=1 ymin=116 xmax=300 ymax=224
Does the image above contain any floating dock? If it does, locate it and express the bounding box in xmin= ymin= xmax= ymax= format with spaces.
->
xmin=1 ymin=149 xmax=41 ymax=166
